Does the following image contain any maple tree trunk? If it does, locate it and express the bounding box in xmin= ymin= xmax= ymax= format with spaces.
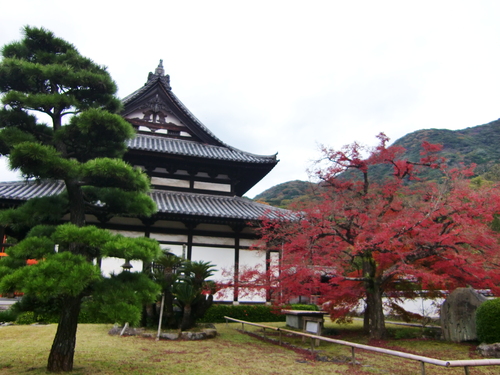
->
xmin=363 ymin=254 xmax=387 ymax=340
xmin=47 ymin=295 xmax=82 ymax=372
xmin=365 ymin=281 xmax=387 ymax=340
xmin=363 ymin=303 xmax=370 ymax=333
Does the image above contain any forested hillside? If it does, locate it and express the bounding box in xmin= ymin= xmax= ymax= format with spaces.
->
xmin=254 ymin=119 xmax=500 ymax=208
xmin=253 ymin=180 xmax=319 ymax=208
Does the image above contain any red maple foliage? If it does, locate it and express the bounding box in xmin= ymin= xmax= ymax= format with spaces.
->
xmin=249 ymin=133 xmax=500 ymax=339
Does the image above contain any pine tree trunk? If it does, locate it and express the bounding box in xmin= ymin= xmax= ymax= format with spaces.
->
xmin=47 ymin=295 xmax=82 ymax=372
xmin=66 ymin=181 xmax=85 ymax=227
xmin=46 ymin=180 xmax=86 ymax=372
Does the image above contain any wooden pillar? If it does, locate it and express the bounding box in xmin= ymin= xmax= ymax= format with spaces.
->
xmin=265 ymin=250 xmax=271 ymax=302
xmin=184 ymin=222 xmax=196 ymax=260
xmin=0 ymin=226 xmax=5 ymax=252
xmin=234 ymin=235 xmax=240 ymax=302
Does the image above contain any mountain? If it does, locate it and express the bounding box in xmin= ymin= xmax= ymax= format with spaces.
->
xmin=255 ymin=119 xmax=500 ymax=208
xmin=253 ymin=180 xmax=319 ymax=208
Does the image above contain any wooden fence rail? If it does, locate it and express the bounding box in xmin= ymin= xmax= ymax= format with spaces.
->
xmin=224 ymin=316 xmax=500 ymax=375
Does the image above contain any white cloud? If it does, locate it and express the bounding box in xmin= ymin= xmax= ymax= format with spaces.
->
xmin=1 ymin=0 xmax=500 ymax=197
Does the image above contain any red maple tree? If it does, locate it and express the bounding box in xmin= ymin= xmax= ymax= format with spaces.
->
xmin=253 ymin=133 xmax=500 ymax=339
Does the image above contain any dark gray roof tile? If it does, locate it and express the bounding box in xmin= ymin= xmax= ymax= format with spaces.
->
xmin=0 ymin=181 xmax=290 ymax=221
xmin=150 ymin=190 xmax=290 ymax=220
xmin=0 ymin=180 xmax=65 ymax=200
xmin=128 ymin=134 xmax=277 ymax=164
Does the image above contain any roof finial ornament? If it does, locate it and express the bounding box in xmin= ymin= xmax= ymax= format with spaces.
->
xmin=146 ymin=59 xmax=171 ymax=89
xmin=155 ymin=59 xmax=165 ymax=76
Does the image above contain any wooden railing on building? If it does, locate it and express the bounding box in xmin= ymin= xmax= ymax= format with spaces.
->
xmin=224 ymin=316 xmax=500 ymax=375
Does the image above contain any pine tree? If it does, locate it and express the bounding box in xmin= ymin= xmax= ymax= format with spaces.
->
xmin=0 ymin=26 xmax=161 ymax=372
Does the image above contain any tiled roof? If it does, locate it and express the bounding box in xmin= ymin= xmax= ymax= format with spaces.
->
xmin=0 ymin=180 xmax=65 ymax=200
xmin=150 ymin=190 xmax=290 ymax=220
xmin=0 ymin=181 xmax=290 ymax=221
xmin=128 ymin=134 xmax=277 ymax=164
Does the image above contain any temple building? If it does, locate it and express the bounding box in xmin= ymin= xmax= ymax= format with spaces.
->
xmin=0 ymin=61 xmax=287 ymax=302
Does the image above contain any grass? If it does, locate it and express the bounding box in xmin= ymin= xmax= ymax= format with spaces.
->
xmin=0 ymin=322 xmax=498 ymax=374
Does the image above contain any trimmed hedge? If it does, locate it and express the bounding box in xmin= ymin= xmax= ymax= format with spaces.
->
xmin=198 ymin=303 xmax=319 ymax=323
xmin=476 ymin=298 xmax=500 ymax=343
xmin=287 ymin=304 xmax=319 ymax=311
xmin=0 ymin=309 xmax=18 ymax=323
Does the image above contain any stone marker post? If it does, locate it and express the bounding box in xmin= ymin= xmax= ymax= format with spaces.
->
xmin=441 ymin=287 xmax=486 ymax=342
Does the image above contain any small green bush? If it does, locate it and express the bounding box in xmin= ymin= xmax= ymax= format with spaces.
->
xmin=476 ymin=298 xmax=500 ymax=343
xmin=15 ymin=311 xmax=36 ymax=325
xmin=390 ymin=327 xmax=420 ymax=339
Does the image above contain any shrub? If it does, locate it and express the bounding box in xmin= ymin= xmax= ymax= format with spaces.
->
xmin=476 ymin=298 xmax=500 ymax=343
xmin=0 ymin=309 xmax=18 ymax=322
xmin=78 ymin=298 xmax=114 ymax=324
xmin=15 ymin=311 xmax=36 ymax=325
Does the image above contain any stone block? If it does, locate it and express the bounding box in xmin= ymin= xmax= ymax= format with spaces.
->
xmin=477 ymin=343 xmax=500 ymax=358
xmin=440 ymin=287 xmax=486 ymax=342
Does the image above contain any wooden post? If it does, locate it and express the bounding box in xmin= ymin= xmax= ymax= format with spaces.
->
xmin=351 ymin=347 xmax=355 ymax=362
xmin=420 ymin=361 xmax=425 ymax=375
xmin=279 ymin=330 xmax=282 ymax=345
xmin=156 ymin=293 xmax=165 ymax=341
xmin=120 ymin=322 xmax=129 ymax=336
xmin=464 ymin=366 xmax=470 ymax=375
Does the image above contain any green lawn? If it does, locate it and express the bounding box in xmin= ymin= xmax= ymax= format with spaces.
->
xmin=0 ymin=322 xmax=498 ymax=374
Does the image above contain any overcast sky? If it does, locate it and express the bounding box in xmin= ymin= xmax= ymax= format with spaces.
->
xmin=1 ymin=1 xmax=500 ymax=197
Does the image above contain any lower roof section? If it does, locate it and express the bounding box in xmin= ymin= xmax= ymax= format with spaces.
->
xmin=0 ymin=180 xmax=291 ymax=222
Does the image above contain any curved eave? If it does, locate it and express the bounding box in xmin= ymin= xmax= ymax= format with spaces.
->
xmin=0 ymin=181 xmax=292 ymax=222
xmin=0 ymin=180 xmax=65 ymax=200
xmin=127 ymin=134 xmax=278 ymax=165
xmin=151 ymin=190 xmax=292 ymax=221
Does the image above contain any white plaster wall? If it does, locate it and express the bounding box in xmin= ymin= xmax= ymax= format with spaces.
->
xmin=191 ymin=246 xmax=234 ymax=282
xmin=150 ymin=233 xmax=188 ymax=243
xmin=193 ymin=235 xmax=234 ymax=246
xmin=240 ymin=238 xmax=258 ymax=248
xmin=151 ymin=177 xmax=190 ymax=188
xmin=239 ymin=249 xmax=266 ymax=270
xmin=191 ymin=246 xmax=235 ymax=301
xmin=160 ymin=243 xmax=186 ymax=258
xmin=193 ymin=181 xmax=231 ymax=192
xmin=238 ymin=249 xmax=267 ymax=302
xmin=354 ymin=297 xmax=444 ymax=319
